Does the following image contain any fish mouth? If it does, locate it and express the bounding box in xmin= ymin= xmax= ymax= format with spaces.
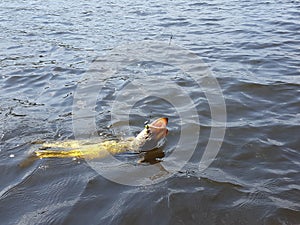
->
xmin=135 ymin=117 xmax=169 ymax=152
xmin=146 ymin=117 xmax=168 ymax=139
xmin=148 ymin=117 xmax=168 ymax=128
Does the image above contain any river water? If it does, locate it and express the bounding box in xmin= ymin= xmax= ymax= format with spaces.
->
xmin=0 ymin=0 xmax=300 ymax=224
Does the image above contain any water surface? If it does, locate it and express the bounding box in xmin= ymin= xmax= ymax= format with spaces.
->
xmin=0 ymin=0 xmax=300 ymax=224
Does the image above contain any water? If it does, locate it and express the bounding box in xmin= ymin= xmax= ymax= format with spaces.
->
xmin=1 ymin=0 xmax=300 ymax=224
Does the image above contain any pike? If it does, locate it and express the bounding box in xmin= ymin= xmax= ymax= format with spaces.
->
xmin=34 ymin=118 xmax=168 ymax=160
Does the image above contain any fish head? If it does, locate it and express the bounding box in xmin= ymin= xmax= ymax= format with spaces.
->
xmin=132 ymin=117 xmax=168 ymax=152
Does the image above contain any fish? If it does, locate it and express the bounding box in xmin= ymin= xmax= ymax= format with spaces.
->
xmin=33 ymin=117 xmax=168 ymax=160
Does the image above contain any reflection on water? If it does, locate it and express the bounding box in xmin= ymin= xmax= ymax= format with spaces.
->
xmin=1 ymin=0 xmax=300 ymax=224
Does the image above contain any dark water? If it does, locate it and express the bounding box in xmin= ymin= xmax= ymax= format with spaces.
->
xmin=1 ymin=0 xmax=300 ymax=224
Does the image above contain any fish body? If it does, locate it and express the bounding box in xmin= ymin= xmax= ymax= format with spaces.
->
xmin=35 ymin=140 xmax=131 ymax=159
xmin=34 ymin=118 xmax=168 ymax=160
